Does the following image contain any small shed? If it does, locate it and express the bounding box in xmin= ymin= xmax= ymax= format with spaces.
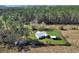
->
xmin=50 ymin=36 xmax=56 ymax=39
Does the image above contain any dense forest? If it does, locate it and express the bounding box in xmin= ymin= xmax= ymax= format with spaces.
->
xmin=0 ymin=5 xmax=79 ymax=24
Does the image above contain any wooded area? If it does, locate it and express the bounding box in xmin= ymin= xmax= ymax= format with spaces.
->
xmin=0 ymin=6 xmax=79 ymax=24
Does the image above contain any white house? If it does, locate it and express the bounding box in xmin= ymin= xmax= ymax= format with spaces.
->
xmin=35 ymin=31 xmax=48 ymax=39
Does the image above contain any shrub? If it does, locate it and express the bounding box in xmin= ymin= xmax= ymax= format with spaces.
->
xmin=30 ymin=40 xmax=45 ymax=48
xmin=59 ymin=26 xmax=67 ymax=30
xmin=72 ymin=27 xmax=78 ymax=30
xmin=0 ymin=30 xmax=17 ymax=49
xmin=2 ymin=32 xmax=16 ymax=44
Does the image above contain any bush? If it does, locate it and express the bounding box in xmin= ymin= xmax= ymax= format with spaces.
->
xmin=30 ymin=40 xmax=45 ymax=48
xmin=32 ymin=24 xmax=48 ymax=31
xmin=59 ymin=26 xmax=67 ymax=30
xmin=6 ymin=34 xmax=16 ymax=43
xmin=0 ymin=29 xmax=17 ymax=44
xmin=72 ymin=27 xmax=78 ymax=30
xmin=32 ymin=25 xmax=38 ymax=30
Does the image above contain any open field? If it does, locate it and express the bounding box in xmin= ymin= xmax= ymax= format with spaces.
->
xmin=0 ymin=25 xmax=79 ymax=53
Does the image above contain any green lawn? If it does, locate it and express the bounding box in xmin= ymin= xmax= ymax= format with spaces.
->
xmin=47 ymin=30 xmax=61 ymax=36
xmin=39 ymin=30 xmax=67 ymax=45
xmin=39 ymin=38 xmax=66 ymax=45
xmin=29 ymin=30 xmax=67 ymax=45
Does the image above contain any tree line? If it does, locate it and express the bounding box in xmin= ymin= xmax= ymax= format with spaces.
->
xmin=1 ymin=6 xmax=79 ymax=24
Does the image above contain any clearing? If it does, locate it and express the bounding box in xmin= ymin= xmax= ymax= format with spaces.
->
xmin=28 ymin=30 xmax=68 ymax=45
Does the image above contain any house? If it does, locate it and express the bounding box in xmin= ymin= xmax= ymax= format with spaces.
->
xmin=35 ymin=31 xmax=48 ymax=39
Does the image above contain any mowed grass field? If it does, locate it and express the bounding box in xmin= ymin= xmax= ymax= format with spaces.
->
xmin=28 ymin=30 xmax=67 ymax=45
xmin=39 ymin=30 xmax=67 ymax=45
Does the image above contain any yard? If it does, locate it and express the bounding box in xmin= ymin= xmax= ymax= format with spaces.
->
xmin=28 ymin=30 xmax=68 ymax=45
